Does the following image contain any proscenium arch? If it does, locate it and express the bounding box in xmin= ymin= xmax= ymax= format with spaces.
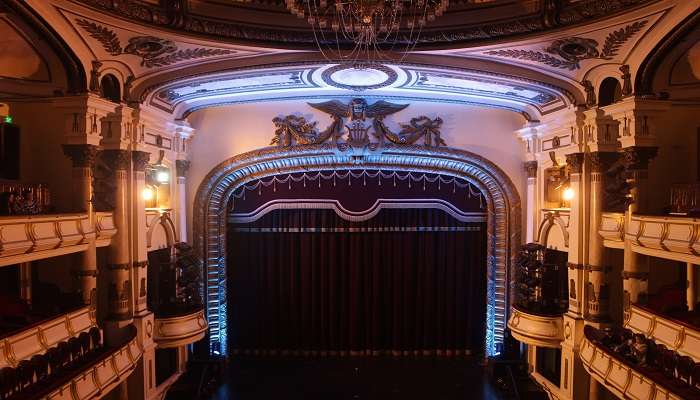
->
xmin=193 ymin=143 xmax=521 ymax=357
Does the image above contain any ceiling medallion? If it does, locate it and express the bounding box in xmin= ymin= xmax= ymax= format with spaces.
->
xmin=321 ymin=64 xmax=398 ymax=91
xmin=285 ymin=0 xmax=449 ymax=62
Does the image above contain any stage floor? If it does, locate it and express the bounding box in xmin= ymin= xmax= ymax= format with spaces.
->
xmin=209 ymin=356 xmax=504 ymax=400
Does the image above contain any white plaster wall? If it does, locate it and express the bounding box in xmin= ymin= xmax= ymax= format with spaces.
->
xmin=185 ymin=100 xmax=528 ymax=243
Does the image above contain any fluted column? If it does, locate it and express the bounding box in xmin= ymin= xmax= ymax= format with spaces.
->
xmin=524 ymin=161 xmax=537 ymax=243
xmin=621 ymin=146 xmax=657 ymax=318
xmin=566 ymin=153 xmax=586 ymax=315
xmin=132 ymin=150 xmax=151 ymax=316
xmin=176 ymin=159 xmax=190 ymax=242
xmin=586 ymin=152 xmax=618 ymax=322
xmin=102 ymin=149 xmax=132 ymax=321
xmin=63 ymin=144 xmax=99 ymax=305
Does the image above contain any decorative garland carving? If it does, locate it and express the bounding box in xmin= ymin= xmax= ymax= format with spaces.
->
xmin=76 ymin=19 xmax=121 ymax=55
xmin=271 ymin=99 xmax=445 ymax=148
xmin=600 ymin=21 xmax=648 ymax=59
xmin=483 ymin=49 xmax=579 ymax=71
xmin=485 ymin=21 xmax=648 ymax=71
xmin=75 ymin=19 xmax=234 ymax=68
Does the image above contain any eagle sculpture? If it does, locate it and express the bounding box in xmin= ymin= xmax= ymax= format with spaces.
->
xmin=308 ymin=98 xmax=408 ymax=121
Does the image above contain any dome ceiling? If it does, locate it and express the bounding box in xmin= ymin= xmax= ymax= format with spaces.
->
xmin=72 ymin=0 xmax=657 ymax=49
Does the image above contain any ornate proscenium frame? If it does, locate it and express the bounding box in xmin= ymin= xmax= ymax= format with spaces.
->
xmin=193 ymin=143 xmax=521 ymax=356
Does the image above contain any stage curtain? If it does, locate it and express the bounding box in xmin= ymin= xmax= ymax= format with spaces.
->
xmin=228 ymin=208 xmax=486 ymax=357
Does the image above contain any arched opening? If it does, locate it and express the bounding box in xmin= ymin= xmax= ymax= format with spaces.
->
xmin=598 ymin=77 xmax=622 ymax=107
xmin=193 ymin=144 xmax=521 ymax=357
xmin=227 ymin=169 xmax=488 ymax=357
xmin=100 ymin=74 xmax=121 ymax=103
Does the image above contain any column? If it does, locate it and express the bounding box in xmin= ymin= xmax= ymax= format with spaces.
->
xmin=688 ymin=263 xmax=696 ymax=312
xmin=524 ymin=161 xmax=537 ymax=243
xmin=565 ymin=153 xmax=586 ymax=315
xmin=132 ymin=150 xmax=151 ymax=316
xmin=586 ymin=152 xmax=618 ymax=323
xmin=63 ymin=144 xmax=100 ymax=306
xmin=176 ymin=159 xmax=190 ymax=243
xmin=19 ymin=262 xmax=31 ymax=306
xmin=621 ymin=146 xmax=657 ymax=318
xmin=561 ymin=152 xmax=590 ymax=400
xmin=101 ymin=149 xmax=132 ymax=321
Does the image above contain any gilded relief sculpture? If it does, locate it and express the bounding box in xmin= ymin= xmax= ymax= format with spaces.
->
xmin=271 ymin=98 xmax=445 ymax=148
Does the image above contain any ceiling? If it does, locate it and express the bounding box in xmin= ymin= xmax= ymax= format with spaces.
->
xmin=4 ymin=0 xmax=697 ymax=121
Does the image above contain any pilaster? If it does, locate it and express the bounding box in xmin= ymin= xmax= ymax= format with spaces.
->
xmin=176 ymin=159 xmax=191 ymax=243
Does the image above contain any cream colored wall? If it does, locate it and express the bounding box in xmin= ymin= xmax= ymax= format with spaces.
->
xmin=6 ymin=99 xmax=75 ymax=212
xmin=185 ymin=101 xmax=528 ymax=242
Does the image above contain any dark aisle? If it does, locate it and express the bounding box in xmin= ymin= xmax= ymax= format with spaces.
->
xmin=208 ymin=356 xmax=503 ymax=400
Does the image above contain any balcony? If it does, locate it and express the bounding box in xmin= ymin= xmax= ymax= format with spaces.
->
xmin=626 ymin=214 xmax=700 ymax=264
xmin=94 ymin=211 xmax=116 ymax=247
xmin=599 ymin=212 xmax=625 ymax=249
xmin=148 ymin=243 xmax=207 ymax=348
xmin=0 ymin=213 xmax=91 ymax=267
xmin=580 ymin=325 xmax=699 ymax=400
xmin=508 ymin=244 xmax=567 ymax=348
xmin=0 ymin=305 xmax=97 ymax=369
xmin=154 ymin=309 xmax=207 ymax=348
xmin=0 ymin=325 xmax=142 ymax=400
xmin=625 ymin=304 xmax=700 ymax=362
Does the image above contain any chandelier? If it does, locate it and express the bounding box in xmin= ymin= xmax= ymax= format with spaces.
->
xmin=285 ymin=0 xmax=449 ymax=63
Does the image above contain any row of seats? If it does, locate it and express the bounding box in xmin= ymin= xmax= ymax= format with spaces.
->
xmin=0 ymin=327 xmax=102 ymax=399
xmin=593 ymin=327 xmax=700 ymax=392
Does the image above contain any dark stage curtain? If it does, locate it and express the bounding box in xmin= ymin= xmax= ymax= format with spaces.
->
xmin=227 ymin=208 xmax=486 ymax=357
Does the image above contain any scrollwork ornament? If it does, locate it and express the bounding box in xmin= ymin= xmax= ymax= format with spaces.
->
xmin=565 ymin=153 xmax=585 ymax=174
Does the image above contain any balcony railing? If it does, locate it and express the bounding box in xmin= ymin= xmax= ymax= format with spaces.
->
xmin=580 ymin=325 xmax=699 ymax=400
xmin=513 ymin=243 xmax=568 ymax=317
xmin=670 ymin=183 xmax=700 ymax=216
xmin=148 ymin=243 xmax=204 ymax=319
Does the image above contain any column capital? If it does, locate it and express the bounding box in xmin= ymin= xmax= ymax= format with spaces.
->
xmin=101 ymin=149 xmax=131 ymax=170
xmin=62 ymin=144 xmax=99 ymax=168
xmin=589 ymin=151 xmax=619 ymax=173
xmin=132 ymin=151 xmax=151 ymax=172
xmin=565 ymin=153 xmax=585 ymax=174
xmin=176 ymin=159 xmax=191 ymax=178
xmin=523 ymin=161 xmax=537 ymax=178
xmin=621 ymin=146 xmax=658 ymax=171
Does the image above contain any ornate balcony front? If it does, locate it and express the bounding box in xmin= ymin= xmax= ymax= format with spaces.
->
xmin=626 ymin=215 xmax=700 ymax=264
xmin=508 ymin=305 xmax=564 ymax=348
xmin=0 ymin=305 xmax=96 ymax=369
xmin=580 ymin=325 xmax=697 ymax=400
xmin=0 ymin=213 xmax=91 ymax=267
xmin=154 ymin=308 xmax=208 ymax=348
xmin=625 ymin=304 xmax=700 ymax=362
xmin=599 ymin=212 xmax=625 ymax=249
xmin=29 ymin=325 xmax=142 ymax=400
xmin=95 ymin=211 xmax=117 ymax=247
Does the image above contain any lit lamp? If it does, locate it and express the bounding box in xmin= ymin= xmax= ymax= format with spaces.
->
xmin=562 ymin=187 xmax=575 ymax=202
xmin=156 ymin=170 xmax=169 ymax=184
xmin=142 ymin=187 xmax=154 ymax=201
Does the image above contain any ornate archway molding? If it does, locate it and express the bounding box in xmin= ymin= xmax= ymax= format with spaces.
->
xmin=193 ymin=143 xmax=521 ymax=356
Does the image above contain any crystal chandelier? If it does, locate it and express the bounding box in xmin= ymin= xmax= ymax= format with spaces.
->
xmin=285 ymin=0 xmax=449 ymax=63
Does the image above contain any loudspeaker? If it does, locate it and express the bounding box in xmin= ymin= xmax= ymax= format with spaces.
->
xmin=0 ymin=122 xmax=20 ymax=180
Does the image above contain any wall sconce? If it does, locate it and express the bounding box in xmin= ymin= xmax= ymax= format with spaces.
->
xmin=156 ymin=170 xmax=170 ymax=184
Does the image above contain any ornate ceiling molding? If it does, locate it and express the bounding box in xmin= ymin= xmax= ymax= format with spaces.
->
xmin=74 ymin=18 xmax=236 ymax=69
xmin=144 ymin=62 xmax=573 ymax=120
xmin=71 ymin=0 xmax=657 ymax=49
xmin=483 ymin=20 xmax=648 ymax=71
